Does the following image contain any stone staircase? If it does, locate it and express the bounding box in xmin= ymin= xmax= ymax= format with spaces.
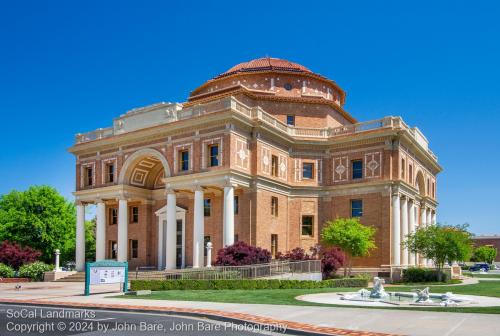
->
xmin=54 ymin=272 xmax=85 ymax=282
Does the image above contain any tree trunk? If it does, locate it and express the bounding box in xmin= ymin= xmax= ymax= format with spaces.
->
xmin=348 ymin=257 xmax=353 ymax=277
xmin=437 ymin=263 xmax=443 ymax=282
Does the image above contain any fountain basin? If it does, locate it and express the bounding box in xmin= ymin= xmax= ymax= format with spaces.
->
xmin=296 ymin=292 xmax=500 ymax=308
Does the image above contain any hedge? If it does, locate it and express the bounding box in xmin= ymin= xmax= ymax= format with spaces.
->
xmin=130 ymin=277 xmax=368 ymax=291
xmin=402 ymin=267 xmax=447 ymax=283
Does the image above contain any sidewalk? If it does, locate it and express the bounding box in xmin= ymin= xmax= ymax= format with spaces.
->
xmin=1 ymin=282 xmax=499 ymax=336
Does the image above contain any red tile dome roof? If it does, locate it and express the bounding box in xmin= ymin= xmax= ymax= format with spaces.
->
xmin=215 ymin=57 xmax=314 ymax=79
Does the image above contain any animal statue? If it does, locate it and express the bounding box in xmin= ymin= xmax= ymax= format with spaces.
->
xmin=416 ymin=287 xmax=433 ymax=303
xmin=370 ymin=277 xmax=388 ymax=298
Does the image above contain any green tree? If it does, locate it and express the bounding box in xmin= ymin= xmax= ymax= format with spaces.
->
xmin=0 ymin=186 xmax=77 ymax=264
xmin=472 ymin=246 xmax=497 ymax=264
xmin=85 ymin=218 xmax=96 ymax=262
xmin=321 ymin=217 xmax=377 ymax=277
xmin=404 ymin=223 xmax=473 ymax=281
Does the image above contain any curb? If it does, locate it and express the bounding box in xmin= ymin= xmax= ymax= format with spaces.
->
xmin=0 ymin=299 xmax=401 ymax=336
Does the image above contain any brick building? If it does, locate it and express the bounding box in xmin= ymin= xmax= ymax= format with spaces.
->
xmin=69 ymin=57 xmax=442 ymax=275
xmin=472 ymin=236 xmax=500 ymax=262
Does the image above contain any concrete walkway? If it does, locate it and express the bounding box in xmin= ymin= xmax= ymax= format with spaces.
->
xmin=1 ymin=282 xmax=499 ymax=336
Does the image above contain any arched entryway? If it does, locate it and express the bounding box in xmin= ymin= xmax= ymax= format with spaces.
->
xmin=118 ymin=148 xmax=171 ymax=189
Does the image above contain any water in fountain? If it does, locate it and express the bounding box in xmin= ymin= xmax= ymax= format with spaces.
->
xmin=340 ymin=277 xmax=472 ymax=306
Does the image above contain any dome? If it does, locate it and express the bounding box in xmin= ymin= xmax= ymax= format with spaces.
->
xmin=214 ymin=57 xmax=314 ymax=79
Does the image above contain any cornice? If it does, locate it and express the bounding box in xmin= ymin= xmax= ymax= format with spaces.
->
xmin=189 ymin=70 xmax=347 ymax=105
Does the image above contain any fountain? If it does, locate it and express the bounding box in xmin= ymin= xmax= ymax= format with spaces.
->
xmin=296 ymin=276 xmax=490 ymax=307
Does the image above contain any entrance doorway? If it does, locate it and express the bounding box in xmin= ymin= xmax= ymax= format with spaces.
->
xmin=155 ymin=206 xmax=186 ymax=270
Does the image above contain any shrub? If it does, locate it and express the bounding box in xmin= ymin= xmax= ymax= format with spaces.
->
xmin=0 ymin=241 xmax=41 ymax=269
xmin=130 ymin=277 xmax=368 ymax=291
xmin=18 ymin=262 xmax=53 ymax=281
xmin=277 ymin=247 xmax=312 ymax=261
xmin=321 ymin=247 xmax=345 ymax=279
xmin=402 ymin=267 xmax=447 ymax=283
xmin=215 ymin=241 xmax=271 ymax=266
xmin=0 ymin=263 xmax=15 ymax=278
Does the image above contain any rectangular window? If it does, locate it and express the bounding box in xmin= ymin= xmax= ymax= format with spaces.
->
xmin=286 ymin=115 xmax=295 ymax=126
xmin=109 ymin=241 xmax=117 ymax=259
xmin=234 ymin=234 xmax=239 ymax=242
xmin=271 ymin=196 xmax=278 ymax=217
xmin=401 ymin=158 xmax=406 ymax=179
xmin=106 ymin=163 xmax=114 ymax=183
xmin=432 ymin=182 xmax=435 ymax=198
xmin=208 ymin=144 xmax=219 ymax=167
xmin=234 ymin=196 xmax=239 ymax=215
xmin=110 ymin=208 xmax=118 ymax=225
xmin=409 ymin=165 xmax=413 ymax=183
xmin=129 ymin=239 xmax=138 ymax=259
xmin=204 ymin=236 xmax=211 ymax=256
xmin=271 ymin=155 xmax=279 ymax=176
xmin=302 ymin=162 xmax=314 ymax=179
xmin=301 ymin=216 xmax=314 ymax=236
xmin=351 ymin=199 xmax=363 ymax=217
xmin=271 ymin=234 xmax=278 ymax=258
xmin=352 ymin=160 xmax=363 ymax=179
xmin=179 ymin=150 xmax=189 ymax=171
xmin=84 ymin=167 xmax=93 ymax=186
xmin=204 ymin=199 xmax=211 ymax=217
xmin=131 ymin=206 xmax=139 ymax=223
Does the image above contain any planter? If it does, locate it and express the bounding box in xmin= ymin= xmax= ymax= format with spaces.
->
xmin=0 ymin=278 xmax=31 ymax=283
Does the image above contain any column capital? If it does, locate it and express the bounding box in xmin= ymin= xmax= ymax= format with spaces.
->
xmin=223 ymin=175 xmax=238 ymax=188
xmin=164 ymin=188 xmax=176 ymax=196
xmin=391 ymin=185 xmax=400 ymax=197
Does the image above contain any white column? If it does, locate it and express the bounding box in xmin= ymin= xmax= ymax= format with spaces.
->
xmin=95 ymin=200 xmax=106 ymax=261
xmin=391 ymin=194 xmax=401 ymax=266
xmin=193 ymin=187 xmax=204 ymax=268
xmin=400 ymin=196 xmax=409 ymax=266
xmin=432 ymin=211 xmax=437 ymax=225
xmin=117 ymin=198 xmax=128 ymax=262
xmin=223 ymin=185 xmax=235 ymax=246
xmin=420 ymin=206 xmax=427 ymax=266
xmin=408 ymin=200 xmax=416 ymax=265
xmin=75 ymin=203 xmax=86 ymax=271
xmin=426 ymin=208 xmax=432 ymax=227
xmin=165 ymin=192 xmax=177 ymax=270
xmin=157 ymin=216 xmax=164 ymax=270
xmin=426 ymin=208 xmax=433 ymax=267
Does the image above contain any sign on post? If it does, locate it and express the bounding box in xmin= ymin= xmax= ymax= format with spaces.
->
xmin=85 ymin=260 xmax=128 ymax=296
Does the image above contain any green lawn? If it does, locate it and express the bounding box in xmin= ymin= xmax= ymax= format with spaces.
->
xmin=463 ymin=272 xmax=500 ymax=279
xmin=119 ymin=280 xmax=500 ymax=314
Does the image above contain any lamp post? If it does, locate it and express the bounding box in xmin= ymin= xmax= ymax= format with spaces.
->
xmin=55 ymin=249 xmax=61 ymax=272
xmin=206 ymin=242 xmax=213 ymax=268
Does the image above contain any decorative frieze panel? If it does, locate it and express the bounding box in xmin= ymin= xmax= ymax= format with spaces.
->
xmin=364 ymin=152 xmax=382 ymax=178
xmin=278 ymin=154 xmax=287 ymax=180
xmin=261 ymin=146 xmax=271 ymax=175
xmin=332 ymin=156 xmax=348 ymax=182
xmin=234 ymin=137 xmax=249 ymax=170
xmin=294 ymin=158 xmax=302 ymax=182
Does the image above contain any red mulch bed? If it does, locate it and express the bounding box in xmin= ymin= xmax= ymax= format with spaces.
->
xmin=0 ymin=278 xmax=31 ymax=283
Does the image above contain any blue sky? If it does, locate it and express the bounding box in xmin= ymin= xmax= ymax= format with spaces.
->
xmin=1 ymin=1 xmax=499 ymax=234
